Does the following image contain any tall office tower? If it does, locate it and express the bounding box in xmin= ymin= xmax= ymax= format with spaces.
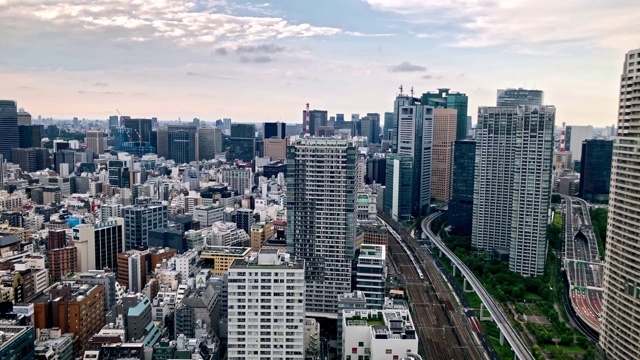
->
xmin=286 ymin=138 xmax=356 ymax=317
xmin=335 ymin=113 xmax=345 ymax=130
xmin=0 ymin=100 xmax=19 ymax=162
xmin=221 ymin=168 xmax=253 ymax=195
xmin=198 ymin=127 xmax=223 ymax=160
xmin=72 ymin=217 xmax=126 ymax=273
xmin=122 ymin=203 xmax=168 ymax=250
xmin=383 ymin=112 xmax=394 ymax=140
xmin=108 ymin=115 xmax=119 ymax=127
xmin=227 ymin=249 xmax=305 ymax=359
xmin=85 ymin=130 xmax=105 ymax=154
xmin=449 ymin=140 xmax=476 ymax=236
xmin=496 ymin=88 xmax=544 ymax=106
xmin=422 ymin=88 xmax=469 ymax=141
xmin=600 ymin=48 xmax=640 ymax=359
xmin=355 ymin=244 xmax=387 ymax=309
xmin=122 ymin=118 xmax=152 ymax=143
xmin=565 ymin=125 xmax=594 ymax=166
xmin=229 ymin=123 xmax=255 ymax=162
xmin=383 ymin=154 xmax=413 ymax=221
xmin=18 ymin=124 xmax=43 ymax=148
xmin=17 ymin=110 xmax=31 ymax=125
xmin=47 ymin=229 xmax=78 ymax=284
xmin=11 ymin=147 xmax=49 ymax=172
xmin=360 ymin=113 xmax=381 ymax=144
xmin=152 ymin=129 xmax=169 ymax=158
xmin=263 ymin=121 xmax=286 ymax=139
xmin=168 ymin=125 xmax=198 ymax=163
xmin=222 ymin=118 xmax=232 ymax=135
xmin=365 ymin=156 xmax=386 ymax=185
xmin=431 ymin=108 xmax=458 ymax=202
xmin=579 ymin=139 xmax=613 ymax=203
xmin=473 ymin=105 xmax=555 ymax=277
xmin=302 ymin=109 xmax=328 ymax=136
xmin=393 ymin=94 xmax=434 ymax=216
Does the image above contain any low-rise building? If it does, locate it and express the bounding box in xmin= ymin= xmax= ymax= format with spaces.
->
xmin=200 ymin=247 xmax=251 ymax=275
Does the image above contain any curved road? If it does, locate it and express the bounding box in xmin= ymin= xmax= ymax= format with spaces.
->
xmin=422 ymin=213 xmax=535 ymax=360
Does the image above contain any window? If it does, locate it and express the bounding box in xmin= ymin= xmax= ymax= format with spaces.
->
xmin=352 ymin=348 xmax=358 ymax=354
xmin=358 ymin=342 xmax=364 ymax=347
xmin=393 ymin=356 xmax=399 ymax=360
xmin=386 ymin=349 xmax=392 ymax=354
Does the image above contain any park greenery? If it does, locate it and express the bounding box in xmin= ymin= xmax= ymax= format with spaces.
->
xmin=432 ymin=214 xmax=595 ymax=360
xmin=589 ymin=208 xmax=608 ymax=260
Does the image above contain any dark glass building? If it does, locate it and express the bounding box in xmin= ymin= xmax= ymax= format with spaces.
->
xmin=302 ymin=110 xmax=328 ymax=136
xmin=168 ymin=125 xmax=197 ymax=164
xmin=18 ymin=125 xmax=43 ymax=148
xmin=0 ymin=100 xmax=19 ymax=162
xmin=229 ymin=124 xmax=255 ymax=162
xmin=365 ymin=157 xmax=386 ymax=186
xmin=264 ymin=122 xmax=286 ymax=139
xmin=122 ymin=118 xmax=153 ymax=142
xmin=422 ymin=89 xmax=469 ymax=141
xmin=11 ymin=147 xmax=49 ymax=172
xmin=383 ymin=154 xmax=413 ymax=221
xmin=579 ymin=139 xmax=613 ymax=203
xmin=449 ymin=140 xmax=476 ymax=235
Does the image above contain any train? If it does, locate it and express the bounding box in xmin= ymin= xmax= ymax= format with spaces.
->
xmin=380 ymin=217 xmax=425 ymax=280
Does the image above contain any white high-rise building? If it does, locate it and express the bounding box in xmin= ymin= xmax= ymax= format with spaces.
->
xmin=227 ymin=249 xmax=305 ymax=359
xmin=600 ymin=48 xmax=640 ymax=359
xmin=565 ymin=125 xmax=594 ymax=164
xmin=473 ymin=105 xmax=555 ymax=277
xmin=286 ymin=138 xmax=356 ymax=318
xmin=393 ymin=94 xmax=434 ymax=216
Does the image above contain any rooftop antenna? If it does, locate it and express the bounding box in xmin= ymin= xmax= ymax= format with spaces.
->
xmin=399 ymin=85 xmax=403 ymax=95
xmin=410 ymin=86 xmax=414 ymax=97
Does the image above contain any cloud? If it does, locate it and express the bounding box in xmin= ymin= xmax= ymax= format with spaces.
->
xmin=362 ymin=0 xmax=640 ymax=51
xmin=214 ymin=48 xmax=229 ymax=56
xmin=17 ymin=86 xmax=32 ymax=89
xmin=186 ymin=72 xmax=205 ymax=77
xmin=78 ymin=90 xmax=121 ymax=95
xmin=240 ymin=55 xmax=273 ymax=63
xmin=92 ymin=82 xmax=109 ymax=87
xmin=236 ymin=44 xmax=285 ymax=54
xmin=389 ymin=61 xmax=426 ymax=72
xmin=344 ymin=31 xmax=395 ymax=37
xmin=422 ymin=75 xmax=433 ymax=79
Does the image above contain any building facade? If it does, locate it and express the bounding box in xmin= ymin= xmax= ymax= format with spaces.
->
xmin=383 ymin=154 xmax=413 ymax=221
xmin=449 ymin=140 xmax=476 ymax=236
xmin=122 ymin=204 xmax=168 ymax=250
xmin=198 ymin=127 xmax=222 ymax=160
xmin=227 ymin=249 xmax=305 ymax=359
xmin=73 ymin=217 xmax=126 ymax=273
xmin=496 ymin=88 xmax=544 ymax=107
xmin=355 ymin=245 xmax=386 ymax=309
xmin=600 ymin=48 xmax=640 ymax=359
xmin=229 ymin=124 xmax=255 ymax=162
xmin=430 ymin=108 xmax=457 ymax=202
xmin=86 ymin=130 xmax=105 ymax=155
xmin=579 ymin=139 xmax=613 ymax=203
xmin=565 ymin=125 xmax=594 ymax=165
xmin=422 ymin=88 xmax=469 ymax=141
xmin=473 ymin=105 xmax=555 ymax=277
xmin=0 ymin=100 xmax=19 ymax=162
xmin=286 ymin=138 xmax=356 ymax=317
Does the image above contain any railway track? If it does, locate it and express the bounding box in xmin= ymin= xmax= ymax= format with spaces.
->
xmin=381 ymin=213 xmax=484 ymax=360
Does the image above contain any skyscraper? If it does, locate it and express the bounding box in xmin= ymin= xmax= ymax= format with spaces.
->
xmin=286 ymin=138 xmax=356 ymax=317
xmin=167 ymin=125 xmax=197 ymax=164
xmin=383 ymin=112 xmax=394 ymax=140
xmin=496 ymin=88 xmax=544 ymax=106
xmin=122 ymin=118 xmax=153 ymax=143
xmin=360 ymin=113 xmax=381 ymax=144
xmin=85 ymin=130 xmax=105 ymax=154
xmin=565 ymin=125 xmax=594 ymax=166
xmin=431 ymin=108 xmax=457 ymax=202
xmin=449 ymin=140 xmax=476 ymax=236
xmin=72 ymin=217 xmax=126 ymax=273
xmin=383 ymin=154 xmax=413 ymax=221
xmin=579 ymin=139 xmax=613 ymax=203
xmin=198 ymin=127 xmax=222 ymax=160
xmin=393 ymin=94 xmax=434 ymax=216
xmin=473 ymin=105 xmax=555 ymax=277
xmin=229 ymin=123 xmax=255 ymax=162
xmin=600 ymin=48 xmax=640 ymax=359
xmin=263 ymin=121 xmax=286 ymax=139
xmin=422 ymin=88 xmax=469 ymax=141
xmin=302 ymin=109 xmax=328 ymax=136
xmin=18 ymin=124 xmax=43 ymax=148
xmin=0 ymin=100 xmax=19 ymax=162
xmin=11 ymin=147 xmax=49 ymax=172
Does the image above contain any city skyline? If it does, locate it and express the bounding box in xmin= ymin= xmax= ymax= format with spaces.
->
xmin=1 ymin=0 xmax=638 ymax=127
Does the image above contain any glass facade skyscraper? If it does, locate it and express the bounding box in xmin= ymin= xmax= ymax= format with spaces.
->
xmin=229 ymin=123 xmax=255 ymax=162
xmin=383 ymin=153 xmax=413 ymax=221
xmin=579 ymin=139 xmax=613 ymax=203
xmin=0 ymin=100 xmax=19 ymax=162
xmin=449 ymin=140 xmax=476 ymax=235
xmin=422 ymin=89 xmax=469 ymax=141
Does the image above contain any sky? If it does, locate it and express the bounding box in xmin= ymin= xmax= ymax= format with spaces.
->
xmin=0 ymin=0 xmax=639 ymax=127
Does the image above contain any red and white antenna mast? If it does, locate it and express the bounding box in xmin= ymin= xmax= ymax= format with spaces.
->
xmin=560 ymin=122 xmax=566 ymax=152
xmin=305 ymin=103 xmax=310 ymax=137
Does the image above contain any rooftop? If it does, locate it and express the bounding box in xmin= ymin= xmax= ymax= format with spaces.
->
xmin=201 ymin=246 xmax=250 ymax=256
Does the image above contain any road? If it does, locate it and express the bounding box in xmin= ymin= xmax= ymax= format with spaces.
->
xmin=421 ymin=213 xmax=536 ymax=360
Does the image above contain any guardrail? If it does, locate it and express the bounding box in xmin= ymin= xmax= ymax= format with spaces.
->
xmin=421 ymin=213 xmax=535 ymax=360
